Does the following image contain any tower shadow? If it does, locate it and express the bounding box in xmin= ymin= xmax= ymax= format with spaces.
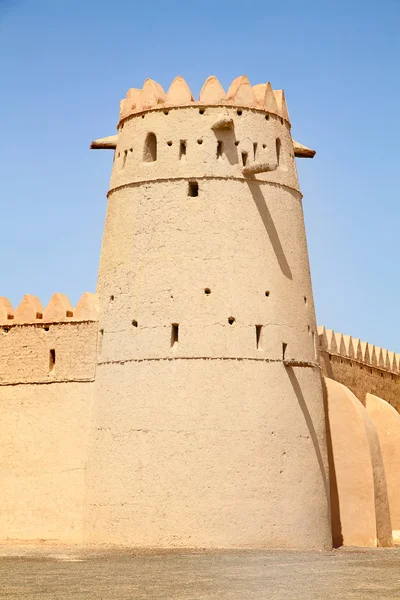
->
xmin=247 ymin=181 xmax=292 ymax=280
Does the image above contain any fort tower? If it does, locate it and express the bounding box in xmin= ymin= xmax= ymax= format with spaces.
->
xmin=84 ymin=75 xmax=331 ymax=549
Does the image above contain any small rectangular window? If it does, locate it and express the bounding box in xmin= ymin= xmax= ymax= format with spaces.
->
xmin=188 ymin=181 xmax=198 ymax=197
xmin=171 ymin=323 xmax=179 ymax=347
xmin=282 ymin=343 xmax=287 ymax=360
xmin=179 ymin=140 xmax=187 ymax=159
xmin=49 ymin=349 xmax=56 ymax=372
xmin=256 ymin=325 xmax=263 ymax=350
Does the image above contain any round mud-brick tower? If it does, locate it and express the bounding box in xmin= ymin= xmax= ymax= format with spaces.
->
xmin=84 ymin=75 xmax=332 ymax=549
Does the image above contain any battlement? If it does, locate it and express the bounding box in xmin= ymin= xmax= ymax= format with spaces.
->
xmin=318 ymin=326 xmax=399 ymax=374
xmin=119 ymin=75 xmax=290 ymax=123
xmin=0 ymin=292 xmax=98 ymax=326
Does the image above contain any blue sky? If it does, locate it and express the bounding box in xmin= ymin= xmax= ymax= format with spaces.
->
xmin=1 ymin=0 xmax=399 ymax=350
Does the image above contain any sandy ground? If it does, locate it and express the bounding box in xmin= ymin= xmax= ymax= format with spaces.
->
xmin=1 ymin=545 xmax=400 ymax=599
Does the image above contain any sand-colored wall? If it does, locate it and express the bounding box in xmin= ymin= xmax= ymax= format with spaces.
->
xmin=366 ymin=393 xmax=400 ymax=541
xmin=84 ymin=82 xmax=331 ymax=550
xmin=0 ymin=321 xmax=97 ymax=542
xmin=318 ymin=328 xmax=400 ymax=412
xmin=323 ymin=377 xmax=392 ymax=547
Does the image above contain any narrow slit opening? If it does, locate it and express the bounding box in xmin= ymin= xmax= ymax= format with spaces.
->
xmin=276 ymin=138 xmax=281 ymax=165
xmin=216 ymin=141 xmax=223 ymax=158
xmin=49 ymin=349 xmax=56 ymax=372
xmin=179 ymin=140 xmax=187 ymax=159
xmin=253 ymin=142 xmax=258 ymax=160
xmin=171 ymin=323 xmax=179 ymax=347
xmin=188 ymin=181 xmax=199 ymax=197
xmin=122 ymin=149 xmax=128 ymax=167
xmin=241 ymin=152 xmax=248 ymax=166
xmin=282 ymin=343 xmax=287 ymax=360
xmin=143 ymin=132 xmax=157 ymax=162
xmin=256 ymin=325 xmax=263 ymax=350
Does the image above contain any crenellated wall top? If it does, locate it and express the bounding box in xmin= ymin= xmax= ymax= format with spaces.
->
xmin=119 ymin=75 xmax=291 ymax=124
xmin=318 ymin=326 xmax=400 ymax=375
xmin=0 ymin=292 xmax=98 ymax=326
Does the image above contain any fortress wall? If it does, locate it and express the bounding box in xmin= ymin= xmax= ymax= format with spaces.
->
xmin=0 ymin=320 xmax=98 ymax=542
xmin=318 ymin=328 xmax=400 ymax=413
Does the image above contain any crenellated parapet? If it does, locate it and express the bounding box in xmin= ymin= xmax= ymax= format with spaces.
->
xmin=0 ymin=292 xmax=98 ymax=326
xmin=119 ymin=75 xmax=291 ymax=124
xmin=318 ymin=326 xmax=399 ymax=374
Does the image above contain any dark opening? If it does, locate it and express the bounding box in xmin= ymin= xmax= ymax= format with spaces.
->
xmin=44 ymin=326 xmax=49 ymax=332
xmin=228 ymin=317 xmax=235 ymax=325
xmin=66 ymin=310 xmax=73 ymax=318
xmin=256 ymin=325 xmax=263 ymax=350
xmin=122 ymin=149 xmax=128 ymax=167
xmin=179 ymin=140 xmax=187 ymax=158
xmin=237 ymin=109 xmax=242 ymax=116
xmin=265 ymin=291 xmax=270 ymax=297
xmin=304 ymin=296 xmax=307 ymax=304
xmin=197 ymin=139 xmax=203 ymax=145
xmin=265 ymin=114 xmax=269 ymax=120
xmin=241 ymin=152 xmax=248 ymax=166
xmin=276 ymin=138 xmax=281 ymax=165
xmin=49 ymin=349 xmax=56 ymax=372
xmin=204 ymin=288 xmax=211 ymax=295
xmin=132 ymin=320 xmax=138 ymax=327
xmin=36 ymin=312 xmax=43 ymax=320
xmin=199 ymin=108 xmax=205 ymax=114
xmin=188 ymin=181 xmax=199 ymax=197
xmin=234 ymin=141 xmax=240 ymax=146
xmin=171 ymin=323 xmax=179 ymax=347
xmin=110 ymin=295 xmax=115 ymax=302
xmin=143 ymin=133 xmax=157 ymax=162
xmin=216 ymin=141 xmax=223 ymax=158
xmin=253 ymin=142 xmax=258 ymax=160
xmin=282 ymin=343 xmax=287 ymax=360
xmin=167 ymin=141 xmax=173 ymax=146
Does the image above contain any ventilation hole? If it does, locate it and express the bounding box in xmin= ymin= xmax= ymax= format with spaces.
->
xmin=228 ymin=317 xmax=235 ymax=325
xmin=36 ymin=312 xmax=43 ymax=320
xmin=7 ymin=314 xmax=14 ymax=320
xmin=122 ymin=149 xmax=128 ymax=167
xmin=197 ymin=139 xmax=203 ymax=145
xmin=256 ymin=325 xmax=263 ymax=350
xmin=304 ymin=296 xmax=307 ymax=304
xmin=143 ymin=132 xmax=157 ymax=162
xmin=171 ymin=323 xmax=179 ymax=347
xmin=308 ymin=325 xmax=311 ymax=333
xmin=142 ymin=115 xmax=145 ymax=119
xmin=276 ymin=138 xmax=281 ymax=165
xmin=265 ymin=291 xmax=270 ymax=297
xmin=3 ymin=327 xmax=9 ymax=333
xmin=265 ymin=114 xmax=269 ymax=120
xmin=217 ymin=141 xmax=223 ymax=158
xmin=44 ymin=326 xmax=49 ymax=332
xmin=199 ymin=108 xmax=205 ymax=114
xmin=237 ymin=109 xmax=242 ymax=116
xmin=110 ymin=295 xmax=115 ymax=302
xmin=132 ymin=320 xmax=138 ymax=327
xmin=204 ymin=288 xmax=211 ymax=295
xmin=280 ymin=117 xmax=283 ymax=124
xmin=49 ymin=349 xmax=56 ymax=372
xmin=241 ymin=152 xmax=248 ymax=166
xmin=381 ymin=372 xmax=384 ymax=378
xmin=163 ymin=110 xmax=169 ymax=115
xmin=100 ymin=328 xmax=104 ymax=335
xmin=188 ymin=181 xmax=199 ymax=197
xmin=370 ymin=368 xmax=373 ymax=374
xmin=129 ymin=148 xmax=133 ymax=152
xmin=167 ymin=141 xmax=173 ymax=146
xmin=282 ymin=343 xmax=287 ymax=360
xmin=235 ymin=141 xmax=240 ymax=146
xmin=66 ymin=310 xmax=73 ymax=318
xmin=117 ymin=152 xmax=120 ymax=158
xmin=253 ymin=142 xmax=258 ymax=160
xmin=179 ymin=140 xmax=187 ymax=158
xmin=262 ymin=144 xmax=266 ymax=149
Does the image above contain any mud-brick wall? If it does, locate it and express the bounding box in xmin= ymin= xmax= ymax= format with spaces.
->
xmin=320 ymin=351 xmax=400 ymax=413
xmin=0 ymin=321 xmax=97 ymax=543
